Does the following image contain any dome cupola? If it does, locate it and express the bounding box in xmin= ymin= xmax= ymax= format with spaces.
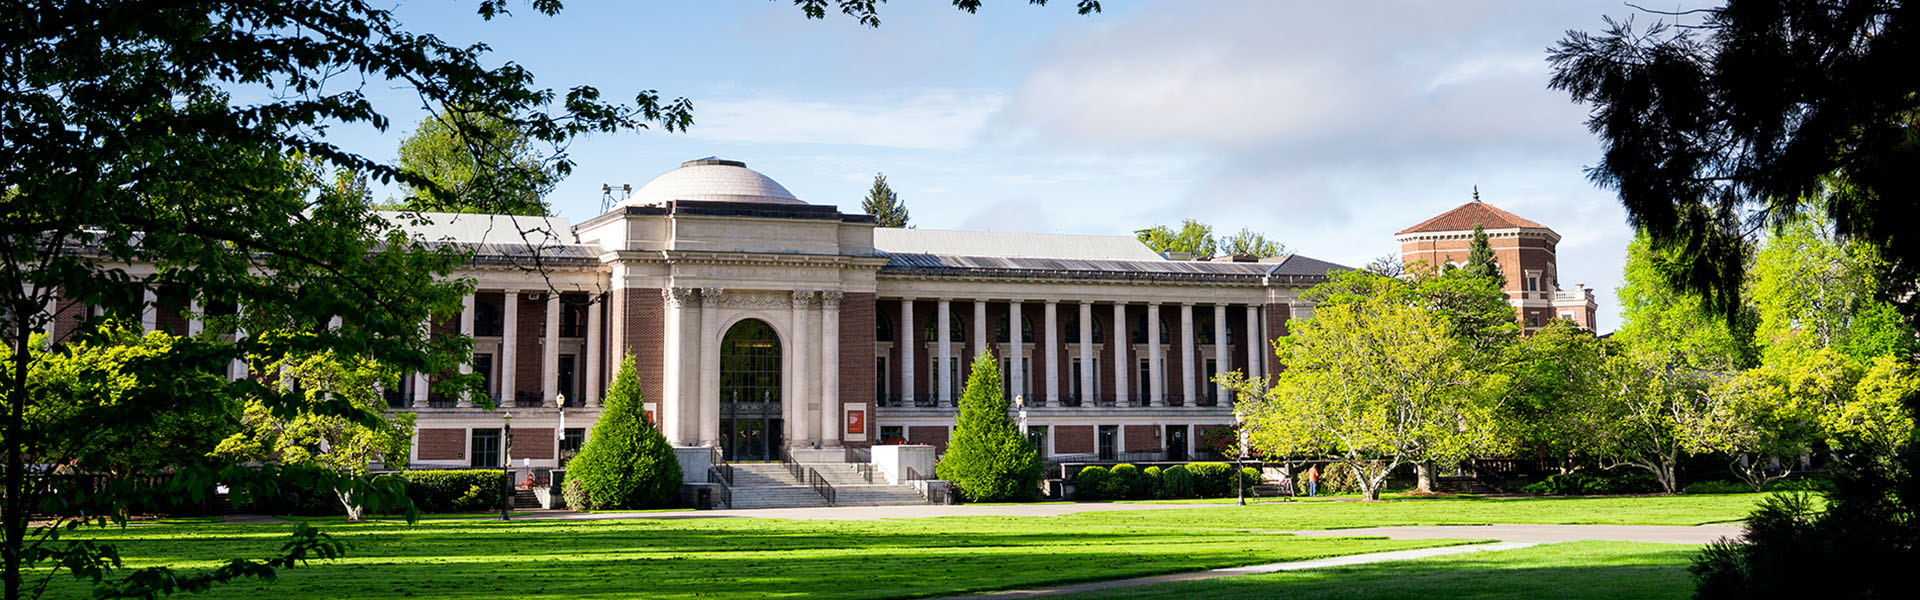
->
xmin=619 ymin=157 xmax=804 ymax=207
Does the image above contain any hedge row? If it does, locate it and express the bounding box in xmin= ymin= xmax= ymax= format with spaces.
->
xmin=1075 ymin=462 xmax=1258 ymax=500
xmin=233 ymin=468 xmax=508 ymax=516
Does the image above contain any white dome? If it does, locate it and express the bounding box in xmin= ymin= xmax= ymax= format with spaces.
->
xmin=620 ymin=158 xmax=804 ymax=207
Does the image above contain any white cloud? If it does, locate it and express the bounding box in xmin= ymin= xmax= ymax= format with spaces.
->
xmin=684 ymin=89 xmax=1006 ymax=151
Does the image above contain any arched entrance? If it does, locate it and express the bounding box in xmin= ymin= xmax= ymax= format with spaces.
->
xmin=719 ymin=319 xmax=783 ymax=461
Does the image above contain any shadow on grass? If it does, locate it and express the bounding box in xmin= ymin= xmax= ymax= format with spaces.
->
xmin=54 ymin=519 xmax=1466 ymax=599
xmin=1059 ymin=541 xmax=1700 ymax=600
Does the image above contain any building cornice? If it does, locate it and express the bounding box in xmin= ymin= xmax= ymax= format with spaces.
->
xmin=1394 ymin=227 xmax=1561 ymax=245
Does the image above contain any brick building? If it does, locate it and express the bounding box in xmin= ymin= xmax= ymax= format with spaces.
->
xmin=1395 ymin=194 xmax=1600 ymax=331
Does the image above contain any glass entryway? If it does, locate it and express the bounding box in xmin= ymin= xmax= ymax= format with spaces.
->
xmin=719 ymin=319 xmax=783 ymax=461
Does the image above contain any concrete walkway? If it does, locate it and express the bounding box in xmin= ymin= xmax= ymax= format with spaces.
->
xmin=930 ymin=543 xmax=1539 ymax=600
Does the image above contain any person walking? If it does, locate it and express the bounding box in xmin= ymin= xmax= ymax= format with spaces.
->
xmin=1306 ymin=464 xmax=1320 ymax=497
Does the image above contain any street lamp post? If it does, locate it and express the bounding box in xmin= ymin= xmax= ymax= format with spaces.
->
xmin=1234 ymin=408 xmax=1248 ymax=506
xmin=501 ymin=411 xmax=514 ymax=521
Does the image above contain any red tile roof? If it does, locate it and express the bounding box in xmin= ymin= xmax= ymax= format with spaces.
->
xmin=1395 ymin=202 xmax=1549 ymax=235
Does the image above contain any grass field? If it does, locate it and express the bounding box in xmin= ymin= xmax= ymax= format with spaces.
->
xmin=45 ymin=494 xmax=1762 ymax=599
xmin=52 ymin=518 xmax=1468 ymax=599
xmin=1059 ymin=541 xmax=1701 ymax=600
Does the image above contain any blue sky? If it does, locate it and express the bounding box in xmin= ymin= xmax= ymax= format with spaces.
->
xmin=326 ymin=1 xmax=1724 ymax=333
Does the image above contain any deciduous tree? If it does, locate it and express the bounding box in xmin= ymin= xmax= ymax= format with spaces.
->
xmin=393 ymin=108 xmax=559 ymax=216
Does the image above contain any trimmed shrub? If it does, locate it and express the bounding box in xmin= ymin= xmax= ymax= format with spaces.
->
xmin=1187 ymin=462 xmax=1232 ymax=497
xmin=1108 ymin=464 xmax=1140 ymax=499
xmin=1321 ymin=463 xmax=1363 ymax=495
xmin=1075 ymin=466 xmax=1110 ymax=501
xmin=1520 ymin=471 xmax=1662 ymax=496
xmin=1241 ymin=466 xmax=1262 ymax=490
xmin=404 ymin=470 xmax=507 ymax=512
xmin=938 ymin=352 xmax=1044 ymax=502
xmin=1143 ymin=466 xmax=1164 ymax=498
xmin=565 ymin=356 xmax=682 ymax=510
xmin=1161 ymin=465 xmax=1196 ymax=498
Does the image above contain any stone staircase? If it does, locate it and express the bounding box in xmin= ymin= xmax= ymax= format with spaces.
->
xmin=723 ymin=463 xmax=828 ymax=510
xmin=719 ymin=462 xmax=929 ymax=509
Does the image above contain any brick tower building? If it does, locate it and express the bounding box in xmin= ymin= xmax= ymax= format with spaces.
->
xmin=1394 ymin=191 xmax=1599 ymax=331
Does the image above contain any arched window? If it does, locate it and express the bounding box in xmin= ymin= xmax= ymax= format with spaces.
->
xmin=1064 ymin=313 xmax=1106 ymax=343
xmin=1131 ymin=314 xmax=1170 ymax=344
xmin=875 ymin=312 xmax=894 ymax=342
xmin=923 ymin=312 xmax=964 ymax=342
xmin=994 ymin=313 xmax=1035 ymax=343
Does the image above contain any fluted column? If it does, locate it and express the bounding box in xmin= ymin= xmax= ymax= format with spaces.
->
xmin=790 ymin=290 xmax=814 ymax=445
xmin=543 ymin=293 xmax=560 ymax=407
xmin=1148 ymin=303 xmax=1164 ymax=407
xmin=820 ymin=291 xmax=842 ymax=447
xmin=937 ymin=299 xmax=952 ymax=406
xmin=661 ymin=288 xmax=689 ymax=445
xmin=140 ymin=288 xmax=157 ymax=331
xmin=500 ymin=290 xmax=519 ymax=408
xmin=1214 ymin=304 xmax=1230 ymax=404
xmin=900 ymin=298 xmax=915 ymax=406
xmin=1111 ymin=303 xmax=1127 ymax=406
xmin=585 ymin=293 xmax=602 ymax=407
xmin=411 ymin=317 xmax=430 ymax=408
xmin=1043 ymin=301 xmax=1059 ymax=407
xmin=1078 ymin=303 xmax=1093 ymax=405
xmin=1180 ymin=303 xmax=1195 ymax=406
xmin=1245 ymin=304 xmax=1262 ymax=382
xmin=1008 ymin=300 xmax=1024 ymax=400
xmin=458 ymin=293 xmax=475 ymax=408
xmin=699 ymin=288 xmax=722 ymax=447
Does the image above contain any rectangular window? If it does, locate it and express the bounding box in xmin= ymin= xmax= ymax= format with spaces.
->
xmin=1136 ymin=359 xmax=1152 ymax=405
xmin=1204 ymin=358 xmax=1220 ymax=405
xmin=875 ymin=356 xmax=889 ymax=406
xmin=560 ymin=428 xmax=585 ymax=453
xmin=559 ymin=300 xmax=587 ymax=338
xmin=880 ymin=425 xmax=905 ymax=443
xmin=1559 ymin=311 xmax=1576 ymax=322
xmin=1070 ymin=359 xmax=1083 ymax=402
xmin=473 ymin=354 xmax=495 ymax=403
xmin=1526 ymin=274 xmax=1540 ymax=292
xmin=470 ymin=428 xmax=501 ymax=468
xmin=384 ymin=375 xmax=410 ymax=408
xmin=1028 ymin=426 xmax=1048 ymax=457
xmin=1097 ymin=425 xmax=1118 ymax=461
xmin=557 ymin=354 xmax=577 ymax=406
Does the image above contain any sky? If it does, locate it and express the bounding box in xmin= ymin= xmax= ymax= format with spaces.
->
xmin=325 ymin=0 xmax=1724 ymax=334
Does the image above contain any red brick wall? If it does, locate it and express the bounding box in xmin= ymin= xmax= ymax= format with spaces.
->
xmin=417 ymin=428 xmax=466 ymax=461
xmin=622 ymin=288 xmax=665 ymax=406
xmin=155 ymin=286 xmax=189 ymax=335
xmin=513 ymin=293 xmax=542 ymax=398
xmin=1124 ymin=424 xmax=1160 ymax=452
xmin=1055 ymin=425 xmax=1094 ymax=454
xmin=509 ymin=427 xmax=554 ymax=460
xmin=907 ymin=426 xmax=949 ymax=452
xmin=51 ymin=296 xmax=87 ymax=343
xmin=1167 ymin=306 xmax=1187 ymax=405
xmin=840 ymin=292 xmax=876 ymax=442
xmin=1231 ymin=305 xmax=1250 ymax=381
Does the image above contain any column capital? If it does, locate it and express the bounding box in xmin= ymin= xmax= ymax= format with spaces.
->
xmin=697 ymin=287 xmax=725 ymax=307
xmin=664 ymin=287 xmax=699 ymax=308
xmin=791 ymin=289 xmax=817 ymax=309
xmin=818 ymin=290 xmax=844 ymax=310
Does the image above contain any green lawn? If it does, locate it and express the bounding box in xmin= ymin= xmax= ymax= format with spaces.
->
xmin=1036 ymin=493 xmax=1769 ymax=531
xmin=1058 ymin=541 xmax=1701 ymax=600
xmin=53 ymin=518 xmax=1469 ymax=599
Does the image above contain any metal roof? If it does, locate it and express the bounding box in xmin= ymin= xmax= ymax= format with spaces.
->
xmin=873 ymin=228 xmax=1164 ymax=261
xmin=880 ymin=252 xmax=1349 ymax=284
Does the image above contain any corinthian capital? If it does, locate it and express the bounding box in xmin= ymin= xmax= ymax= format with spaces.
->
xmin=790 ymin=290 xmax=816 ymax=309
xmin=818 ymin=290 xmax=844 ymax=310
xmin=664 ymin=287 xmax=699 ymax=308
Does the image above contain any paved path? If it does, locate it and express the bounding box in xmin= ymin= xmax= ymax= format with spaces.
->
xmin=1282 ymin=523 xmax=1742 ymax=545
xmin=930 ymin=543 xmax=1539 ymax=600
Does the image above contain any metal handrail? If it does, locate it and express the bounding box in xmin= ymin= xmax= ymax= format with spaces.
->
xmin=854 ymin=462 xmax=876 ymax=484
xmin=846 ymin=446 xmax=872 ymax=464
xmin=706 ymin=466 xmax=733 ymax=509
xmin=901 ymin=466 xmax=934 ymax=503
xmin=806 ymin=467 xmax=836 ymax=506
xmin=710 ymin=447 xmax=732 ymax=484
xmin=778 ymin=448 xmax=804 ymax=482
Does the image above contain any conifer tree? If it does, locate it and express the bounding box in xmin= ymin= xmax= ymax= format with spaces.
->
xmin=1461 ymin=224 xmax=1503 ymax=283
xmin=937 ymin=352 xmax=1043 ymax=502
xmin=862 ymin=172 xmax=910 ymax=228
xmin=565 ymin=357 xmax=681 ymax=509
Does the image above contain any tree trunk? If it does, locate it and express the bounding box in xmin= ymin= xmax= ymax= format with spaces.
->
xmin=337 ymin=488 xmax=363 ymax=523
xmin=7 ymin=328 xmax=31 ymax=600
xmin=1414 ymin=460 xmax=1435 ymax=493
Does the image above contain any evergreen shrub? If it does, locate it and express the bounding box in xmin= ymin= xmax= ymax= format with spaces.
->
xmin=1187 ymin=462 xmax=1231 ymax=497
xmin=937 ymin=352 xmax=1044 ymax=502
xmin=565 ymin=357 xmax=682 ymax=510
xmin=1142 ymin=466 xmax=1164 ymax=498
xmin=1108 ymin=464 xmax=1140 ymax=499
xmin=404 ymin=469 xmax=507 ymax=512
xmin=1161 ymin=465 xmax=1196 ymax=498
xmin=1075 ymin=466 xmax=1110 ymax=501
